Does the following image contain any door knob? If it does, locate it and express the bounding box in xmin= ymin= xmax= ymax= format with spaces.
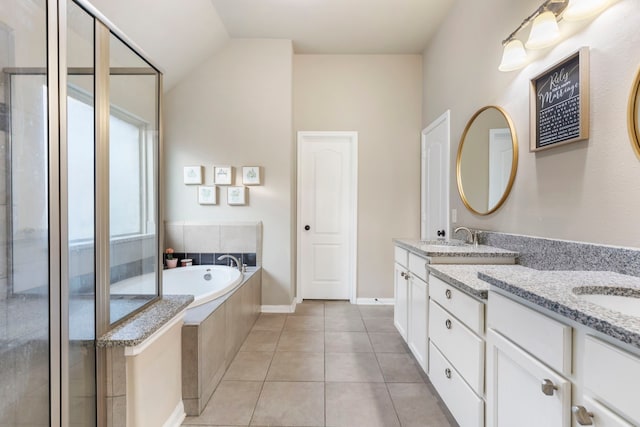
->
xmin=304 ymin=225 xmax=310 ymax=231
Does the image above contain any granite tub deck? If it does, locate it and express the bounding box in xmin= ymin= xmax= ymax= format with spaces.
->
xmin=427 ymin=264 xmax=534 ymax=300
xmin=97 ymin=295 xmax=194 ymax=347
xmin=394 ymin=238 xmax=518 ymax=261
xmin=480 ymin=270 xmax=640 ymax=350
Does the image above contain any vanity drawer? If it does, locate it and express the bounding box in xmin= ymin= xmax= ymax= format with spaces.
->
xmin=394 ymin=246 xmax=408 ymax=268
xmin=429 ymin=300 xmax=484 ymax=395
xmin=430 ymin=274 xmax=484 ymax=335
xmin=581 ymin=395 xmax=634 ymax=427
xmin=488 ymin=292 xmax=572 ymax=375
xmin=584 ymin=335 xmax=640 ymax=423
xmin=429 ymin=342 xmax=484 ymax=427
xmin=408 ymin=252 xmax=428 ymax=281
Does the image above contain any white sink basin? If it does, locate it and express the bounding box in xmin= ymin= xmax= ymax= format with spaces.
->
xmin=573 ymin=287 xmax=640 ymax=317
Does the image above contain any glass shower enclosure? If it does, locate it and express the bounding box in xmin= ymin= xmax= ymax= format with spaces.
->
xmin=0 ymin=1 xmax=162 ymax=425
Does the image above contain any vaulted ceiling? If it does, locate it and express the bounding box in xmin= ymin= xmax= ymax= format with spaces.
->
xmin=88 ymin=0 xmax=454 ymax=90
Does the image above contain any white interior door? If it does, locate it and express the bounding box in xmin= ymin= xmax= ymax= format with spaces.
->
xmin=421 ymin=111 xmax=450 ymax=240
xmin=489 ymin=128 xmax=512 ymax=209
xmin=297 ymin=132 xmax=357 ymax=301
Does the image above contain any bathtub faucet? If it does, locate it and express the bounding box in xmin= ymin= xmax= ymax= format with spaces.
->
xmin=217 ymin=254 xmax=241 ymax=270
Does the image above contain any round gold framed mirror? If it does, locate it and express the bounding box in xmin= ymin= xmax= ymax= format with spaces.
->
xmin=456 ymin=106 xmax=518 ymax=215
xmin=628 ymin=67 xmax=640 ymax=157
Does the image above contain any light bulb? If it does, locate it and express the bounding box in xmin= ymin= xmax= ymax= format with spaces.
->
xmin=526 ymin=11 xmax=560 ymax=49
xmin=563 ymin=0 xmax=610 ymax=21
xmin=499 ymin=39 xmax=528 ymax=72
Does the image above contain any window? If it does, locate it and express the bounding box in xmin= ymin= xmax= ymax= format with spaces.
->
xmin=67 ymin=86 xmax=153 ymax=242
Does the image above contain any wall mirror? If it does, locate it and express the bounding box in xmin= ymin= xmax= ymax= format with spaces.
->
xmin=456 ymin=106 xmax=518 ymax=215
xmin=628 ymin=67 xmax=640 ymax=158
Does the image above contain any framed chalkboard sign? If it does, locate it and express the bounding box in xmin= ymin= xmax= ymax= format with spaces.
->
xmin=530 ymin=47 xmax=590 ymax=152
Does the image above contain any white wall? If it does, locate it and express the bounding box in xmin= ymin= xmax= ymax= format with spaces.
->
xmin=164 ymin=39 xmax=293 ymax=305
xmin=294 ymin=55 xmax=423 ymax=299
xmin=423 ymin=0 xmax=640 ymax=247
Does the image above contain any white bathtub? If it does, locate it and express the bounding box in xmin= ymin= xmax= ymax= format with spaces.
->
xmin=163 ymin=265 xmax=243 ymax=308
xmin=111 ymin=265 xmax=243 ymax=308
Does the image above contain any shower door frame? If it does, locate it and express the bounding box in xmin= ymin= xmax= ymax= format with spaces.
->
xmin=36 ymin=1 xmax=166 ymax=425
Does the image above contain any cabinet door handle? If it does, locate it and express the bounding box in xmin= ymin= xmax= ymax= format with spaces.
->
xmin=541 ymin=379 xmax=558 ymax=396
xmin=572 ymin=406 xmax=594 ymax=426
xmin=400 ymin=271 xmax=406 ymax=278
xmin=445 ymin=319 xmax=452 ymax=329
xmin=445 ymin=289 xmax=452 ymax=299
xmin=404 ymin=273 xmax=410 ymax=281
xmin=444 ymin=368 xmax=451 ymax=379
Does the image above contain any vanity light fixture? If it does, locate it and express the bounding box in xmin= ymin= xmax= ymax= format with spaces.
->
xmin=498 ymin=0 xmax=611 ymax=72
xmin=498 ymin=39 xmax=528 ymax=72
xmin=526 ymin=10 xmax=561 ymax=49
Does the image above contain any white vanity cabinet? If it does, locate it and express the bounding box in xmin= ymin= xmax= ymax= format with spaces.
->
xmin=487 ymin=292 xmax=573 ymax=427
xmin=393 ymin=246 xmax=428 ymax=370
xmin=428 ymin=274 xmax=486 ymax=427
xmin=576 ymin=335 xmax=640 ymax=426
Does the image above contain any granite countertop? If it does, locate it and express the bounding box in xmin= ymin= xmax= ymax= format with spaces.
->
xmin=97 ymin=295 xmax=194 ymax=348
xmin=479 ymin=270 xmax=640 ymax=349
xmin=394 ymin=238 xmax=518 ymax=259
xmin=428 ymin=264 xmax=535 ymax=300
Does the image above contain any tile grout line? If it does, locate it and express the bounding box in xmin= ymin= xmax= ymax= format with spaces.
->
xmin=246 ymin=313 xmax=285 ymax=427
xmin=364 ymin=311 xmax=408 ymax=427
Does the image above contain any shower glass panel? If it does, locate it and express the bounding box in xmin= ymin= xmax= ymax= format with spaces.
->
xmin=1 ymin=0 xmax=50 ymax=425
xmin=67 ymin=0 xmax=96 ymax=424
xmin=108 ymin=32 xmax=159 ymax=324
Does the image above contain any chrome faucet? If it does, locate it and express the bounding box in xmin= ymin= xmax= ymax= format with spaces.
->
xmin=217 ymin=254 xmax=241 ymax=270
xmin=453 ymin=226 xmax=478 ymax=246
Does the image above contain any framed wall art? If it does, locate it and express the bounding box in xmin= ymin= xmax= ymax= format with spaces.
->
xmin=242 ymin=166 xmax=262 ymax=185
xmin=198 ymin=186 xmax=217 ymax=205
xmin=227 ymin=186 xmax=247 ymax=205
xmin=530 ymin=47 xmax=590 ymax=152
xmin=183 ymin=166 xmax=203 ymax=184
xmin=214 ymin=166 xmax=234 ymax=185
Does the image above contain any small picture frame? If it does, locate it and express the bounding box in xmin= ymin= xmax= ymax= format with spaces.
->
xmin=214 ymin=166 xmax=234 ymax=185
xmin=227 ymin=186 xmax=247 ymax=205
xmin=198 ymin=186 xmax=217 ymax=205
xmin=184 ymin=166 xmax=203 ymax=185
xmin=242 ymin=166 xmax=262 ymax=185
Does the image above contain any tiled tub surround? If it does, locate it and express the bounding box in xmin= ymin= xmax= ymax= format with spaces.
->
xmin=166 ymin=251 xmax=257 ymax=267
xmin=98 ymin=268 xmax=261 ymax=425
xmin=165 ymin=221 xmax=262 ymax=266
xmin=394 ymin=238 xmax=518 ymax=262
xmin=480 ymin=230 xmax=640 ymax=275
xmin=181 ymin=268 xmax=261 ymax=416
xmin=480 ymin=270 xmax=640 ymax=350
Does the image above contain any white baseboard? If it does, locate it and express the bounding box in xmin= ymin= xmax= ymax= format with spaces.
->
xmin=162 ymin=401 xmax=185 ymax=427
xmin=261 ymin=299 xmax=297 ymax=313
xmin=356 ymin=298 xmax=395 ymax=305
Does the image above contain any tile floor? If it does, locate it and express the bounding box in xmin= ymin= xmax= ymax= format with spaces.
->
xmin=182 ymin=301 xmax=457 ymax=427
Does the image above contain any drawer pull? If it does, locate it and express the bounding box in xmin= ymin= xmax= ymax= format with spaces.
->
xmin=445 ymin=319 xmax=452 ymax=329
xmin=444 ymin=368 xmax=451 ymax=379
xmin=571 ymin=406 xmax=594 ymax=426
xmin=541 ymin=379 xmax=558 ymax=396
xmin=445 ymin=289 xmax=452 ymax=299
